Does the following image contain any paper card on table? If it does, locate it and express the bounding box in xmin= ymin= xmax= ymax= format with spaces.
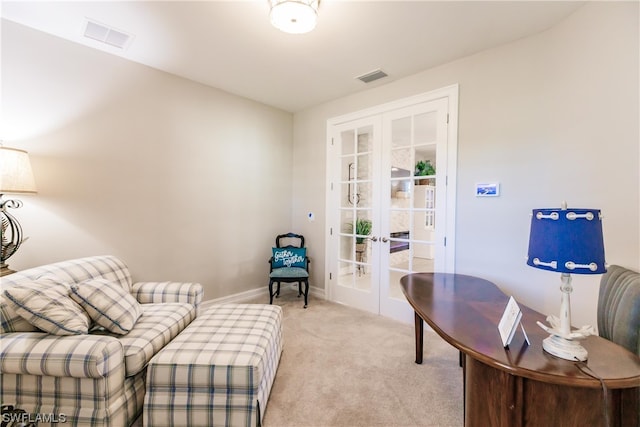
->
xmin=498 ymin=296 xmax=522 ymax=347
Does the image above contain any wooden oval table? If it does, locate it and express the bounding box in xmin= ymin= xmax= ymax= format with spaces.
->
xmin=400 ymin=272 xmax=640 ymax=427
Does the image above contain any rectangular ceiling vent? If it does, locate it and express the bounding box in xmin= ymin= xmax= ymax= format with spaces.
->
xmin=83 ymin=19 xmax=133 ymax=50
xmin=356 ymin=69 xmax=388 ymax=84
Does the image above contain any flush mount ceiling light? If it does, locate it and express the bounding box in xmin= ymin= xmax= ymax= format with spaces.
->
xmin=269 ymin=0 xmax=319 ymax=34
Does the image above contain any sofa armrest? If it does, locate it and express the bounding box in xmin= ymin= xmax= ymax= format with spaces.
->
xmin=131 ymin=281 xmax=203 ymax=309
xmin=0 ymin=333 xmax=123 ymax=378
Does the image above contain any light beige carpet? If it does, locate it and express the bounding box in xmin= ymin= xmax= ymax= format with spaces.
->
xmin=258 ymin=290 xmax=463 ymax=427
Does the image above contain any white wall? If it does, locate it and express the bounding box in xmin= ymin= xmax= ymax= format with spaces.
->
xmin=291 ymin=2 xmax=639 ymax=327
xmin=2 ymin=20 xmax=294 ymax=300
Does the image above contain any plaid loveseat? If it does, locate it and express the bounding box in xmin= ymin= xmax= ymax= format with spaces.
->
xmin=0 ymin=255 xmax=203 ymax=427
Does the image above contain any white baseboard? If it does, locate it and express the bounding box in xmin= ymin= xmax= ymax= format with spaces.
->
xmin=200 ymin=284 xmax=325 ymax=310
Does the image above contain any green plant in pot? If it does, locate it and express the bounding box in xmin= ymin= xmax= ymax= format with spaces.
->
xmin=348 ymin=218 xmax=372 ymax=273
xmin=346 ymin=218 xmax=372 ymax=246
xmin=349 ymin=218 xmax=372 ymax=258
xmin=415 ymin=160 xmax=436 ymax=185
xmin=354 ymin=218 xmax=372 ymax=244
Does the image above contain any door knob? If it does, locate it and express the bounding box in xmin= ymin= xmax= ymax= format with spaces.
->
xmin=371 ymin=236 xmax=378 ymax=242
xmin=381 ymin=237 xmax=389 ymax=243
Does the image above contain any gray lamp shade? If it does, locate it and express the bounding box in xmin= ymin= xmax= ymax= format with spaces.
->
xmin=527 ymin=207 xmax=606 ymax=274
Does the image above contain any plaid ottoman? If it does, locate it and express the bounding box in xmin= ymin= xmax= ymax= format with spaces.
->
xmin=143 ymin=304 xmax=283 ymax=427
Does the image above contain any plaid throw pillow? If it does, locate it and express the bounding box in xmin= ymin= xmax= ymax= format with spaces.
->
xmin=3 ymin=276 xmax=90 ymax=335
xmin=70 ymin=278 xmax=142 ymax=335
xmin=0 ymin=294 xmax=41 ymax=332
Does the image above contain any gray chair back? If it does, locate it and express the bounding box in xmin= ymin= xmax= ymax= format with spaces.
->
xmin=597 ymin=265 xmax=640 ymax=356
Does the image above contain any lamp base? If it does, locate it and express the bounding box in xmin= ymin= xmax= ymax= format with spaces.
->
xmin=535 ymin=273 xmax=596 ymax=362
xmin=537 ymin=316 xmax=595 ymax=361
xmin=542 ymin=334 xmax=588 ymax=361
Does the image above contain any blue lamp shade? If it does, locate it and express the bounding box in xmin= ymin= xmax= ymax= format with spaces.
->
xmin=527 ymin=208 xmax=606 ymax=274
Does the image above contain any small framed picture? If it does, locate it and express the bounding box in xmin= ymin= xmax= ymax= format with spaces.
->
xmin=476 ymin=183 xmax=500 ymax=197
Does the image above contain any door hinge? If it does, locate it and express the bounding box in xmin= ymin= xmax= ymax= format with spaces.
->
xmin=331 ymin=137 xmax=335 ymax=146
xmin=446 ymin=113 xmax=449 ymax=124
xmin=331 ymin=182 xmax=334 ymax=191
xmin=444 ymin=237 xmax=447 ymax=247
xmin=330 ymin=227 xmax=333 ymax=235
xmin=330 ymin=272 xmax=333 ymax=280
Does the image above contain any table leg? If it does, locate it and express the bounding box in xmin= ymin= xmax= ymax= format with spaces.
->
xmin=414 ymin=311 xmax=424 ymax=364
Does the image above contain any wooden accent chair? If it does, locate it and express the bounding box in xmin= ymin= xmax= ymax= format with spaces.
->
xmin=268 ymin=233 xmax=310 ymax=308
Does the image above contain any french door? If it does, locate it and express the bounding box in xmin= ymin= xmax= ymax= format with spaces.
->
xmin=326 ymin=87 xmax=457 ymax=324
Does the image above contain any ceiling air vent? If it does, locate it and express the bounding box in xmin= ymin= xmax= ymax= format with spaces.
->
xmin=83 ymin=19 xmax=133 ymax=49
xmin=356 ymin=69 xmax=388 ymax=84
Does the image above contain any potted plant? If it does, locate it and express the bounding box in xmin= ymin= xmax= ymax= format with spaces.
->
xmin=352 ymin=218 xmax=372 ymax=254
xmin=354 ymin=218 xmax=372 ymax=242
xmin=415 ymin=160 xmax=436 ymax=185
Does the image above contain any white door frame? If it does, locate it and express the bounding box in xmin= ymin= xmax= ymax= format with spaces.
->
xmin=324 ymin=84 xmax=459 ymax=311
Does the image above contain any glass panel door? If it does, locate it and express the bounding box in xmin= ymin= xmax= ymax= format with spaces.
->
xmin=380 ymin=98 xmax=449 ymax=323
xmin=327 ymin=88 xmax=456 ymax=323
xmin=328 ymin=116 xmax=381 ymax=314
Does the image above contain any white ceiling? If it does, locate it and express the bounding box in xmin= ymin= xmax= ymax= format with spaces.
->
xmin=2 ymin=1 xmax=584 ymax=113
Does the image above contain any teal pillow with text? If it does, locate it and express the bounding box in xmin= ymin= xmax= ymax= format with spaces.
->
xmin=272 ymin=247 xmax=306 ymax=268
